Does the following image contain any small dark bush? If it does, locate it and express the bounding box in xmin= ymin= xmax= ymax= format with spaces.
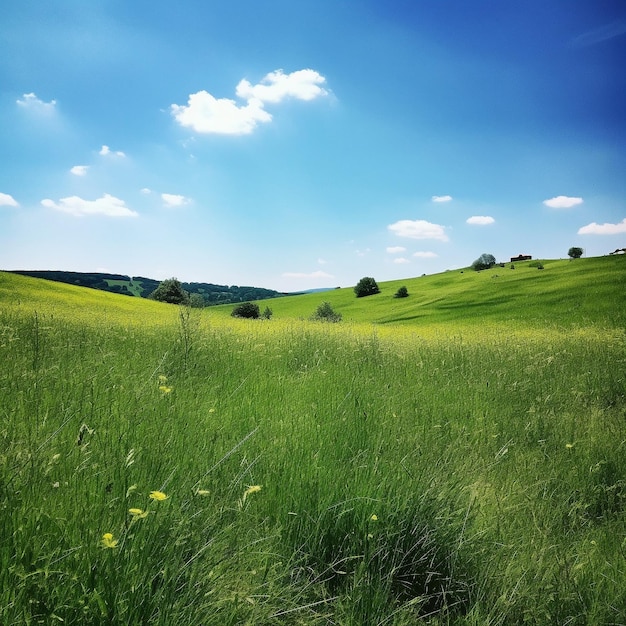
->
xmin=231 ymin=302 xmax=260 ymax=319
xmin=394 ymin=286 xmax=409 ymax=298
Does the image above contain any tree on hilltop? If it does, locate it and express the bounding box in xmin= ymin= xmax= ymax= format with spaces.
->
xmin=568 ymin=247 xmax=583 ymax=259
xmin=471 ymin=253 xmax=496 ymax=271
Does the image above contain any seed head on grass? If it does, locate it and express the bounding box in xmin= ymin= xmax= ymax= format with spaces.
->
xmin=149 ymin=490 xmax=168 ymax=501
xmin=101 ymin=533 xmax=118 ymax=549
xmin=243 ymin=485 xmax=262 ymax=499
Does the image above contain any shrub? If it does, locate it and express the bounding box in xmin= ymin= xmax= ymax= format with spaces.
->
xmin=310 ymin=301 xmax=342 ymax=322
xmin=354 ymin=277 xmax=380 ymax=298
xmin=394 ymin=286 xmax=409 ymax=298
xmin=231 ymin=302 xmax=260 ymax=319
xmin=261 ymin=306 xmax=273 ymax=320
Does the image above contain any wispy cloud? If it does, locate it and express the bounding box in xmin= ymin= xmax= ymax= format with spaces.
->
xmin=432 ymin=195 xmax=452 ymax=203
xmin=466 ymin=215 xmax=495 ymax=225
xmin=70 ymin=165 xmax=89 ymax=176
xmin=99 ymin=145 xmax=126 ymax=157
xmin=41 ymin=194 xmax=138 ymax=217
xmin=578 ymin=218 xmax=626 ymax=235
xmin=388 ymin=219 xmax=449 ymax=242
xmin=16 ymin=92 xmax=56 ymax=113
xmin=171 ymin=69 xmax=328 ymax=135
xmin=161 ymin=193 xmax=191 ymax=207
xmin=543 ymin=196 xmax=583 ymax=209
xmin=282 ymin=270 xmax=334 ymax=279
xmin=413 ymin=251 xmax=437 ymax=258
xmin=572 ymin=21 xmax=626 ymax=47
xmin=393 ymin=257 xmax=410 ymax=264
xmin=386 ymin=246 xmax=406 ymax=254
xmin=0 ymin=192 xmax=19 ymax=207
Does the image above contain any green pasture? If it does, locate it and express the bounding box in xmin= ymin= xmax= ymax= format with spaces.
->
xmin=1 ymin=258 xmax=625 ymax=625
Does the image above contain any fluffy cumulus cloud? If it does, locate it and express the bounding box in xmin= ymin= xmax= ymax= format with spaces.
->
xmin=0 ymin=192 xmax=19 ymax=207
xmin=161 ymin=193 xmax=191 ymax=208
xmin=388 ymin=219 xmax=449 ymax=242
xmin=413 ymin=251 xmax=438 ymax=258
xmin=41 ymin=194 xmax=138 ymax=217
xmin=466 ymin=215 xmax=495 ymax=225
xmin=16 ymin=92 xmax=56 ymax=113
xmin=543 ymin=196 xmax=583 ymax=209
xmin=171 ymin=69 xmax=328 ymax=135
xmin=386 ymin=246 xmax=406 ymax=254
xmin=70 ymin=165 xmax=89 ymax=176
xmin=432 ymin=195 xmax=452 ymax=203
xmin=99 ymin=145 xmax=126 ymax=157
xmin=282 ymin=270 xmax=334 ymax=279
xmin=578 ymin=218 xmax=626 ymax=235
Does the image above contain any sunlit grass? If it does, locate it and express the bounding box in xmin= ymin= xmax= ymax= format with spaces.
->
xmin=1 ymin=263 xmax=625 ymax=624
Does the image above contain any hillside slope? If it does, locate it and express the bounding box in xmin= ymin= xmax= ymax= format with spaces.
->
xmin=212 ymin=255 xmax=626 ymax=330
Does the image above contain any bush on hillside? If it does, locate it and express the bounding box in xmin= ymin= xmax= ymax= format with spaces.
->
xmin=310 ymin=301 xmax=342 ymax=322
xmin=354 ymin=276 xmax=380 ymax=298
xmin=150 ymin=278 xmax=190 ymax=305
xmin=231 ymin=302 xmax=260 ymax=319
xmin=394 ymin=286 xmax=409 ymax=298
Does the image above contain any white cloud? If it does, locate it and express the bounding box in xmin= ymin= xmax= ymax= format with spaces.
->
xmin=543 ymin=196 xmax=583 ymax=209
xmin=41 ymin=194 xmax=138 ymax=218
xmin=466 ymin=215 xmax=495 ymax=225
xmin=393 ymin=257 xmax=410 ymax=264
xmin=386 ymin=246 xmax=406 ymax=254
xmin=318 ymin=258 xmax=327 ymax=265
xmin=140 ymin=188 xmax=152 ymax=194
xmin=236 ymin=69 xmax=328 ymax=103
xmin=99 ymin=145 xmax=126 ymax=157
xmin=70 ymin=165 xmax=89 ymax=176
xmin=432 ymin=195 xmax=452 ymax=203
xmin=171 ymin=68 xmax=328 ymax=135
xmin=413 ymin=251 xmax=438 ymax=258
xmin=578 ymin=218 xmax=626 ymax=235
xmin=16 ymin=92 xmax=56 ymax=112
xmin=388 ymin=219 xmax=449 ymax=242
xmin=171 ymin=91 xmax=271 ymax=135
xmin=282 ymin=270 xmax=334 ymax=279
xmin=0 ymin=192 xmax=19 ymax=207
xmin=161 ymin=193 xmax=191 ymax=208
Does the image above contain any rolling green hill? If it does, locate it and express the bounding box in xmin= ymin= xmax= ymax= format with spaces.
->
xmin=211 ymin=255 xmax=626 ymax=331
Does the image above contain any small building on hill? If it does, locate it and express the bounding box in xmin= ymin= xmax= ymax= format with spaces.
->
xmin=510 ymin=254 xmax=532 ymax=262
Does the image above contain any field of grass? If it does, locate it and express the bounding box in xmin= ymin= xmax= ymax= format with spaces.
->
xmin=1 ymin=258 xmax=625 ymax=625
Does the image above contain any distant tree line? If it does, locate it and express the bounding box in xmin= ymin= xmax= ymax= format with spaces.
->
xmin=12 ymin=270 xmax=283 ymax=306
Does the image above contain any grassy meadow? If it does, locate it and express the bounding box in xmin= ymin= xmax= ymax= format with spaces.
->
xmin=1 ymin=257 xmax=625 ymax=625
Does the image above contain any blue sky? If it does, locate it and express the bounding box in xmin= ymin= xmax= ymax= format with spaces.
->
xmin=1 ymin=1 xmax=625 ymax=292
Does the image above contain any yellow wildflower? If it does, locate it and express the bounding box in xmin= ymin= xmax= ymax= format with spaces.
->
xmin=243 ymin=485 xmax=262 ymax=500
xmin=158 ymin=375 xmax=168 ymax=383
xmin=370 ymin=514 xmax=378 ymax=522
xmin=149 ymin=490 xmax=168 ymax=501
xmin=159 ymin=385 xmax=173 ymax=394
xmin=128 ymin=508 xmax=149 ymax=519
xmin=196 ymin=489 xmax=211 ymax=496
xmin=565 ymin=443 xmax=574 ymax=449
xmin=101 ymin=533 xmax=118 ymax=549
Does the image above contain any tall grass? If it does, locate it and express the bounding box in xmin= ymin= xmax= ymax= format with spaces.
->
xmin=1 ymin=268 xmax=625 ymax=624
